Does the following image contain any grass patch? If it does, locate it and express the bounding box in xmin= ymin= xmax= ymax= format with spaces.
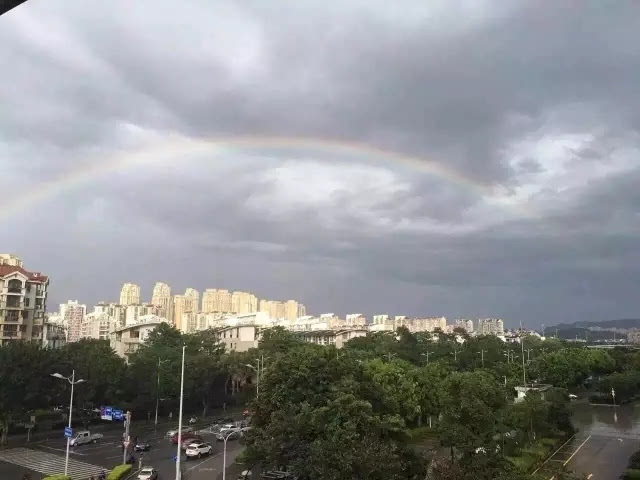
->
xmin=506 ymin=436 xmax=563 ymax=473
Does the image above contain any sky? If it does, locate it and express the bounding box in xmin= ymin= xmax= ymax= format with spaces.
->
xmin=1 ymin=1 xmax=639 ymax=327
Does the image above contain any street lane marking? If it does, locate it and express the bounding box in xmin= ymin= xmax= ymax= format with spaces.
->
xmin=0 ymin=447 xmax=105 ymax=480
xmin=40 ymin=445 xmax=87 ymax=456
xmin=531 ymin=434 xmax=576 ymax=475
xmin=563 ymin=435 xmax=592 ymax=466
xmin=587 ymin=474 xmax=593 ymax=479
xmin=185 ymin=451 xmax=223 ymax=473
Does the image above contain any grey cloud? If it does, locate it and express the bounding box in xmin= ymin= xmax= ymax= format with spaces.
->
xmin=1 ymin=0 xmax=640 ymax=325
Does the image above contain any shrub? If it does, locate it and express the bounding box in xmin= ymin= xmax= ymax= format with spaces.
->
xmin=621 ymin=469 xmax=640 ymax=480
xmin=106 ymin=464 xmax=132 ymax=480
xmin=43 ymin=476 xmax=71 ymax=480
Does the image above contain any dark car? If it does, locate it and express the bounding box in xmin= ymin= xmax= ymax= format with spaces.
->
xmin=135 ymin=440 xmax=151 ymax=452
xmin=171 ymin=431 xmax=200 ymax=444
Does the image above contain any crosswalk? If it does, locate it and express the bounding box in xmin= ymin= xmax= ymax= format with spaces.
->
xmin=0 ymin=447 xmax=106 ymax=480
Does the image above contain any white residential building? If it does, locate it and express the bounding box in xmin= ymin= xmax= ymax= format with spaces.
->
xmin=345 ymin=314 xmax=367 ymax=327
xmin=110 ymin=315 xmax=168 ymax=359
xmin=42 ymin=321 xmax=67 ymax=348
xmin=299 ymin=329 xmax=368 ymax=348
xmin=151 ymin=282 xmax=172 ymax=319
xmin=119 ymin=283 xmax=141 ymax=306
xmin=454 ymin=319 xmax=474 ymax=333
xmin=477 ymin=318 xmax=504 ymax=336
xmin=81 ymin=311 xmax=116 ymax=340
xmin=0 ymin=258 xmax=48 ymax=344
xmin=214 ymin=324 xmax=261 ymax=352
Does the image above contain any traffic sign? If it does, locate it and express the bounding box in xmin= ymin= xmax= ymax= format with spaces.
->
xmin=64 ymin=426 xmax=73 ymax=438
xmin=113 ymin=409 xmax=123 ymax=421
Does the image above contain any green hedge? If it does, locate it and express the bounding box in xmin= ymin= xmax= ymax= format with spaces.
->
xmin=43 ymin=475 xmax=71 ymax=480
xmin=621 ymin=469 xmax=640 ymax=480
xmin=106 ymin=464 xmax=132 ymax=480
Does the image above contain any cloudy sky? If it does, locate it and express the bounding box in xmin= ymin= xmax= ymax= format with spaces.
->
xmin=2 ymin=0 xmax=639 ymax=327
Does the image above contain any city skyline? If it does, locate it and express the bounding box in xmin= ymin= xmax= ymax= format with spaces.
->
xmin=2 ymin=1 xmax=639 ymax=327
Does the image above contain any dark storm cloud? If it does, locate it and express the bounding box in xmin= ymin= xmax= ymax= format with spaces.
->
xmin=1 ymin=0 xmax=639 ymax=325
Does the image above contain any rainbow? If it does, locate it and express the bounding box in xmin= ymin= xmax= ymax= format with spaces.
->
xmin=1 ymin=134 xmax=515 ymax=220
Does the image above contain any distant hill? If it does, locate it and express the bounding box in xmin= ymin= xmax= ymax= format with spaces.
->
xmin=553 ymin=318 xmax=640 ymax=330
xmin=548 ymin=318 xmax=640 ymax=341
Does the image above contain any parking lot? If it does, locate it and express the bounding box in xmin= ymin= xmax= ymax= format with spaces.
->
xmin=0 ymin=419 xmax=244 ymax=480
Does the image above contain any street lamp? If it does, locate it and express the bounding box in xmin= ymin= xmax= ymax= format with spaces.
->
xmin=155 ymin=358 xmax=170 ymax=431
xmin=51 ymin=370 xmax=85 ymax=477
xmin=221 ymin=430 xmax=238 ymax=480
xmin=175 ymin=345 xmax=186 ymax=480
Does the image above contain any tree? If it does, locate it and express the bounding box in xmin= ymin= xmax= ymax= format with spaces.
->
xmin=438 ymin=371 xmax=507 ymax=460
xmin=0 ymin=341 xmax=56 ymax=444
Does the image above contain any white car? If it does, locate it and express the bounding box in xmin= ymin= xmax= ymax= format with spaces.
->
xmin=569 ymin=394 xmax=578 ymax=400
xmin=137 ymin=467 xmax=158 ymax=480
xmin=185 ymin=442 xmax=213 ymax=458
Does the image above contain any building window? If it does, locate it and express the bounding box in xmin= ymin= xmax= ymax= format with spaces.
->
xmin=25 ymin=298 xmax=30 ymax=307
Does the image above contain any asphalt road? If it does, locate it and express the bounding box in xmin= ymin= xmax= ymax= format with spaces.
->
xmin=535 ymin=403 xmax=640 ymax=480
xmin=0 ymin=418 xmax=244 ymax=480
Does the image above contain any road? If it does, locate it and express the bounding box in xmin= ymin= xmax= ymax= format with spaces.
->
xmin=536 ymin=403 xmax=640 ymax=480
xmin=0 ymin=419 xmax=244 ymax=480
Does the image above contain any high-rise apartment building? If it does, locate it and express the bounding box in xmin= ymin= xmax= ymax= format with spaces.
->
xmin=231 ymin=291 xmax=258 ymax=314
xmin=454 ymin=319 xmax=474 ymax=333
xmin=202 ymin=289 xmax=232 ymax=313
xmin=80 ymin=311 xmax=115 ymax=340
xmin=297 ymin=303 xmax=306 ymax=317
xmin=119 ymin=283 xmax=140 ymax=306
xmin=0 ymin=257 xmax=49 ymax=344
xmin=184 ymin=288 xmax=199 ymax=314
xmin=93 ymin=302 xmax=126 ymax=328
xmin=477 ymin=318 xmax=504 ymax=336
xmin=173 ymin=295 xmax=186 ymax=329
xmin=151 ymin=282 xmax=172 ymax=319
xmin=60 ymin=300 xmax=87 ymax=342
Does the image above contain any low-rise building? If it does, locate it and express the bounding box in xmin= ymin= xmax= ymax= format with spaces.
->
xmin=110 ymin=315 xmax=168 ymax=360
xmin=214 ymin=324 xmax=261 ymax=352
xmin=81 ymin=311 xmax=116 ymax=340
xmin=42 ymin=320 xmax=67 ymax=348
xmin=299 ymin=328 xmax=368 ymax=348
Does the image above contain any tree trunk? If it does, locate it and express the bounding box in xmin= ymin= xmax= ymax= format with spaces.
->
xmin=1 ymin=418 xmax=9 ymax=446
xmin=417 ymin=413 xmax=422 ymax=427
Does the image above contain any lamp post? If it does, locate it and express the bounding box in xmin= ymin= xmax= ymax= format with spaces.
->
xmin=175 ymin=345 xmax=186 ymax=480
xmin=51 ymin=370 xmax=85 ymax=477
xmin=155 ymin=358 xmax=169 ymax=431
xmin=222 ymin=430 xmax=237 ymax=480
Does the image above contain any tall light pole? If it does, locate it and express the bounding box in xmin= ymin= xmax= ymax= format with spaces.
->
xmin=155 ymin=358 xmax=169 ymax=431
xmin=222 ymin=430 xmax=237 ymax=480
xmin=422 ymin=351 xmax=434 ymax=364
xmin=175 ymin=345 xmax=186 ymax=480
xmin=478 ymin=350 xmax=487 ymax=368
xmin=51 ymin=370 xmax=85 ymax=477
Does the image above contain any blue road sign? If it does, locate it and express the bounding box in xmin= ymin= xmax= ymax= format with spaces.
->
xmin=64 ymin=426 xmax=73 ymax=438
xmin=113 ymin=409 xmax=123 ymax=421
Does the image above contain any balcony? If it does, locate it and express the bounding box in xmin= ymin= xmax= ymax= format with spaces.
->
xmin=1 ymin=300 xmax=23 ymax=310
xmin=6 ymin=287 xmax=23 ymax=294
xmin=3 ymin=312 xmax=21 ymax=322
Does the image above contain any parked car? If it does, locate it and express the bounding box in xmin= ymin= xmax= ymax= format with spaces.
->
xmin=238 ymin=470 xmax=252 ymax=479
xmin=70 ymin=431 xmax=103 ymax=446
xmin=569 ymin=394 xmax=578 ymax=400
xmin=185 ymin=442 xmax=213 ymax=459
xmin=137 ymin=467 xmax=158 ymax=480
xmin=181 ymin=435 xmax=203 ymax=450
xmin=134 ymin=440 xmax=151 ymax=452
xmin=171 ymin=431 xmax=199 ymax=444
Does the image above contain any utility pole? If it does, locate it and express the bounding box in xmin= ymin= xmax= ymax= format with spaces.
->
xmin=541 ymin=324 xmax=545 ymax=337
xmin=478 ymin=350 xmax=487 ymax=368
xmin=155 ymin=358 xmax=169 ymax=431
xmin=423 ymin=351 xmax=434 ymax=364
xmin=452 ymin=348 xmax=459 ymax=362
xmin=122 ymin=411 xmax=132 ymax=464
xmin=520 ymin=322 xmax=527 ymax=386
xmin=51 ymin=370 xmax=85 ymax=478
xmin=175 ymin=345 xmax=186 ymax=480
